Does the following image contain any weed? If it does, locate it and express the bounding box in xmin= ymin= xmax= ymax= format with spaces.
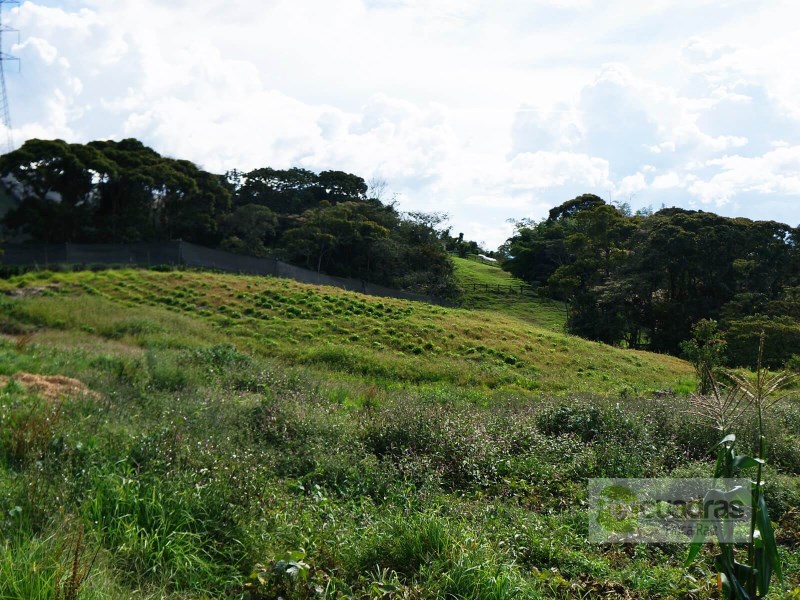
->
xmin=55 ymin=523 xmax=98 ymax=600
xmin=1 ymin=392 xmax=63 ymax=469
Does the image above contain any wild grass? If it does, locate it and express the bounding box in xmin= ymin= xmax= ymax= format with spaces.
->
xmin=452 ymin=256 xmax=568 ymax=331
xmin=0 ymin=269 xmax=692 ymax=396
xmin=0 ymin=268 xmax=797 ymax=598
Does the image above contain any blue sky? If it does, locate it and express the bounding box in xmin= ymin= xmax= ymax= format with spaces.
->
xmin=4 ymin=0 xmax=800 ymax=248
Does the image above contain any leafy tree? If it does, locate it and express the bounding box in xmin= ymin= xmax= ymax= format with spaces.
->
xmin=548 ymin=203 xmax=634 ymax=344
xmin=317 ymin=170 xmax=367 ymax=202
xmin=282 ymin=201 xmax=389 ymax=274
xmin=157 ymin=158 xmax=231 ymax=244
xmin=391 ymin=212 xmax=458 ymax=297
xmin=680 ymin=319 xmax=727 ymax=394
xmin=502 ymin=195 xmax=609 ymax=291
xmin=613 ymin=210 xmax=741 ymax=353
xmin=220 ymin=204 xmax=279 ymax=257
xmin=725 ymin=316 xmax=800 ymax=369
xmin=500 ymin=199 xmax=799 ymax=359
xmin=233 ymin=167 xmax=319 ymax=214
xmin=1 ymin=138 xmax=230 ymax=244
xmin=546 ymin=193 xmax=606 ymax=222
xmin=1 ymin=139 xmax=116 ymax=242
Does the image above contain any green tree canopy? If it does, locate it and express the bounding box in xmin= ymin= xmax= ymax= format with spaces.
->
xmin=1 ymin=138 xmax=230 ymax=244
xmin=501 ymin=199 xmax=800 ymax=363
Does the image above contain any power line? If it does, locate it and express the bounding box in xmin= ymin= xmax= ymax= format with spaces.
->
xmin=0 ymin=0 xmax=19 ymax=154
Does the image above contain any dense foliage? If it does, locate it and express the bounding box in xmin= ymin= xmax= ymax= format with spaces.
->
xmin=0 ymin=139 xmax=459 ymax=296
xmin=0 ymin=271 xmax=798 ymax=598
xmin=501 ymin=195 xmax=800 ymax=368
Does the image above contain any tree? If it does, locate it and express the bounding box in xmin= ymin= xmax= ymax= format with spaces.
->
xmin=503 ymin=195 xmax=610 ymax=291
xmin=317 ymin=170 xmax=367 ymax=202
xmin=1 ymin=138 xmax=231 ymax=245
xmin=282 ymin=201 xmax=389 ymax=274
xmin=724 ymin=316 xmax=800 ymax=369
xmin=546 ymin=193 xmax=605 ymax=222
xmin=233 ymin=167 xmax=319 ymax=214
xmin=680 ymin=319 xmax=727 ymax=394
xmin=501 ymin=219 xmax=570 ymax=288
xmin=1 ymin=139 xmax=116 ymax=242
xmin=547 ymin=203 xmax=634 ymax=344
xmin=500 ymin=199 xmax=800 ymax=357
xmin=220 ymin=204 xmax=278 ymax=257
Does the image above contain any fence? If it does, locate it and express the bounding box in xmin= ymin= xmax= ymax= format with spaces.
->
xmin=0 ymin=241 xmax=444 ymax=305
xmin=464 ymin=282 xmax=537 ymax=295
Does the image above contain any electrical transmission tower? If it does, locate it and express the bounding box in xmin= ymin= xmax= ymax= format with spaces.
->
xmin=0 ymin=0 xmax=19 ymax=154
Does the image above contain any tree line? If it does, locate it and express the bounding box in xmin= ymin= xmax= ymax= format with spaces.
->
xmin=500 ymin=194 xmax=800 ymax=368
xmin=4 ymin=138 xmax=795 ymax=367
xmin=0 ymin=138 xmax=467 ymax=297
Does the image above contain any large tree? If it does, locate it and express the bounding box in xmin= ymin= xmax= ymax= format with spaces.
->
xmin=1 ymin=138 xmax=231 ymax=244
xmin=282 ymin=201 xmax=390 ymax=274
xmin=1 ymin=139 xmax=116 ymax=242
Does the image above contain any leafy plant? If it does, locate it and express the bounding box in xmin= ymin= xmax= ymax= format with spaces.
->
xmin=244 ymin=549 xmax=311 ymax=599
xmin=687 ymin=334 xmax=794 ymax=598
xmin=681 ymin=319 xmax=728 ymax=394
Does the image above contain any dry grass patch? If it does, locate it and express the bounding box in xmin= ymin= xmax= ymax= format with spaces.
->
xmin=4 ymin=284 xmax=61 ymax=298
xmin=0 ymin=372 xmax=101 ymax=402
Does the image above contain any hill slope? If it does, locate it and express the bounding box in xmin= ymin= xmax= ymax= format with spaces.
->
xmin=3 ymin=268 xmax=799 ymax=600
xmin=453 ymin=256 xmax=567 ymax=331
xmin=1 ymin=268 xmax=693 ymax=396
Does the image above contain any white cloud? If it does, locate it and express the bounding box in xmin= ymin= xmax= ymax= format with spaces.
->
xmin=509 ymin=152 xmax=611 ymax=190
xmin=460 ymin=221 xmax=517 ymax=250
xmin=688 ymin=146 xmax=800 ymax=205
xmin=651 ymin=172 xmax=683 ymax=190
xmin=463 ymin=194 xmax=530 ymax=210
xmin=615 ymin=172 xmax=648 ymax=196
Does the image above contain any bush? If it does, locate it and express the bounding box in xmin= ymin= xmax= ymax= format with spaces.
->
xmin=536 ymin=404 xmax=602 ymax=441
xmin=725 ymin=315 xmax=800 ymax=368
xmin=145 ymin=349 xmax=189 ymax=391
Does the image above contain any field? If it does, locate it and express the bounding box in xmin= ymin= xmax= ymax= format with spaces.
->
xmin=1 ymin=267 xmax=799 ymax=599
xmin=452 ymin=257 xmax=567 ymax=331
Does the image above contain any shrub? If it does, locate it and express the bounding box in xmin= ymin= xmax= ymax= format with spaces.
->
xmin=536 ymin=404 xmax=602 ymax=442
xmin=145 ymin=349 xmax=188 ymax=392
xmin=0 ymin=387 xmax=63 ymax=469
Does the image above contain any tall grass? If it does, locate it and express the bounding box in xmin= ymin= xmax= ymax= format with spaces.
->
xmin=0 ymin=270 xmax=797 ymax=598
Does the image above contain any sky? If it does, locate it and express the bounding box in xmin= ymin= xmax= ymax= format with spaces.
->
xmin=4 ymin=0 xmax=800 ymax=249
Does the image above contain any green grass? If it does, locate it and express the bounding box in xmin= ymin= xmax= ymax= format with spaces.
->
xmin=0 ymin=269 xmax=692 ymax=396
xmin=453 ymin=256 xmax=568 ymax=331
xmin=0 ymin=267 xmax=798 ymax=599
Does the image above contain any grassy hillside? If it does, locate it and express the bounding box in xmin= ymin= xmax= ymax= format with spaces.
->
xmin=0 ymin=268 xmax=692 ymax=397
xmin=1 ymin=268 xmax=798 ymax=599
xmin=453 ymin=256 xmax=567 ymax=331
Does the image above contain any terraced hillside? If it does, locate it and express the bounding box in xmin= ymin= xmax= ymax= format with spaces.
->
xmin=1 ymin=269 xmax=692 ymax=396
